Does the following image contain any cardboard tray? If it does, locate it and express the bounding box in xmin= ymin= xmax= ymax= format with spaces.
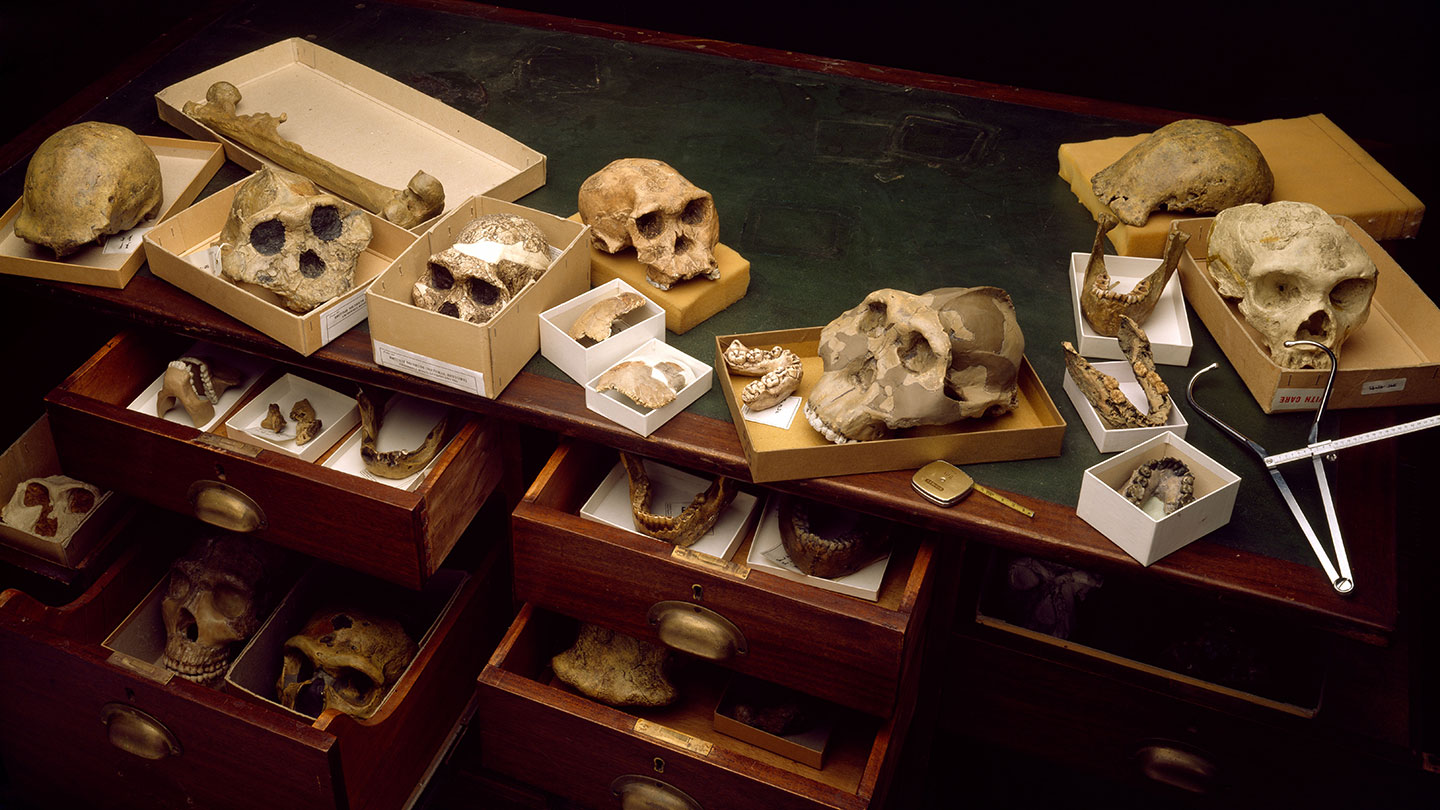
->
xmin=156 ymin=38 xmax=545 ymax=223
xmin=0 ymin=136 xmax=224 ymax=288
xmin=1058 ymin=114 xmax=1424 ymax=257
xmin=1176 ymin=216 xmax=1440 ymax=412
xmin=716 ymin=328 xmax=1066 ymax=483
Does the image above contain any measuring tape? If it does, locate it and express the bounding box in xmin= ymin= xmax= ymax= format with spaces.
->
xmin=973 ymin=484 xmax=1036 ymax=518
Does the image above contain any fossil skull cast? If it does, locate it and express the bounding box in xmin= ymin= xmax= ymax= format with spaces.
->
xmin=1207 ymin=201 xmax=1377 ymax=369
xmin=15 ymin=121 xmax=163 ymax=257
xmin=805 ymin=287 xmax=1025 ymax=444
xmin=161 ymin=534 xmax=276 ymax=686
xmin=277 ymin=607 xmax=418 ymax=719
xmin=413 ymin=213 xmax=551 ymax=323
xmin=1080 ymin=215 xmax=1190 ymax=335
xmin=1091 ymin=119 xmax=1273 ymax=227
xmin=220 ymin=166 xmax=372 ymax=313
xmin=578 ymin=158 xmax=720 ymax=290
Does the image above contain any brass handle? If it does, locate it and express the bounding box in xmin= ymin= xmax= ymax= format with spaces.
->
xmin=101 ymin=703 xmax=182 ymax=760
xmin=187 ymin=481 xmax=267 ymax=532
xmin=646 ymin=601 xmax=747 ymax=661
xmin=610 ymin=775 xmax=702 ymax=810
xmin=1134 ymin=743 xmax=1217 ymax=794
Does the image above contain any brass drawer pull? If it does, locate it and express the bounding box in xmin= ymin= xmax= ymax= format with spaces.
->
xmin=1134 ymin=743 xmax=1217 ymax=794
xmin=101 ymin=703 xmax=182 ymax=760
xmin=610 ymin=775 xmax=701 ymax=810
xmin=187 ymin=480 xmax=267 ymax=532
xmin=646 ymin=601 xmax=747 ymax=661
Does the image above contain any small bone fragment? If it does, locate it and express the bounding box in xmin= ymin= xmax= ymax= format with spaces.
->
xmin=1080 ymin=216 xmax=1189 ymax=335
xmin=723 ymin=340 xmax=803 ymax=410
xmin=356 ymin=390 xmax=448 ymax=479
xmin=261 ymin=403 xmax=287 ymax=432
xmin=289 ymin=399 xmax=322 ymax=445
xmin=594 ymin=360 xmax=681 ymax=410
xmin=568 ymin=292 xmax=647 ymax=344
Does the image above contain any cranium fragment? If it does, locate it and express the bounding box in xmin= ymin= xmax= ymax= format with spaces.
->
xmin=1062 ymin=315 xmax=1172 ymax=429
xmin=356 ymin=390 xmax=447 ymax=479
xmin=1123 ymin=457 xmax=1195 ymax=515
xmin=157 ymin=356 xmax=245 ymax=427
xmin=1207 ymin=201 xmax=1377 ymax=369
xmin=15 ymin=121 xmax=163 ymax=257
xmin=805 ymin=287 xmax=1025 ymax=444
xmin=595 ymin=360 xmax=688 ymax=410
xmin=277 ymin=607 xmax=418 ymax=719
xmin=1 ymin=475 xmax=103 ymax=540
xmin=551 ymin=622 xmax=677 ymax=708
xmin=220 ymin=166 xmax=373 ymax=313
xmin=161 ymin=534 xmax=275 ymax=686
xmin=723 ymin=340 xmax=803 ymax=411
xmin=778 ymin=496 xmax=892 ymax=579
xmin=1080 ymin=215 xmax=1190 ymax=335
xmin=413 ymin=213 xmax=551 ymax=324
xmin=289 ymin=399 xmax=322 ymax=446
xmin=578 ymin=158 xmax=720 ymax=290
xmin=1091 ymin=119 xmax=1273 ymax=227
xmin=621 ymin=453 xmax=736 ymax=548
xmin=568 ymin=292 xmax=648 ymax=344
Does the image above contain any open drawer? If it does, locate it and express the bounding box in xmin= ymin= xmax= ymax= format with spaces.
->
xmin=510 ymin=441 xmax=936 ymax=719
xmin=478 ymin=604 xmax=905 ymax=810
xmin=43 ymin=330 xmax=509 ymax=589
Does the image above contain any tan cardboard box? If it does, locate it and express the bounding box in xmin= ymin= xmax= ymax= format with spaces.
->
xmin=716 ymin=329 xmax=1065 ymax=482
xmin=366 ymin=196 xmax=590 ymax=398
xmin=0 ymin=137 xmax=224 ymax=288
xmin=1176 ymin=216 xmax=1440 ymax=413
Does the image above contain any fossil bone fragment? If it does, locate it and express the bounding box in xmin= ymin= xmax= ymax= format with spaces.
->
xmin=805 ymin=287 xmax=1024 ymax=444
xmin=1091 ymin=119 xmax=1273 ymax=227
xmin=621 ymin=452 xmax=736 ymax=548
xmin=183 ymin=81 xmax=444 ymax=228
xmin=161 ymin=534 xmax=276 ymax=685
xmin=289 ymin=399 xmax=322 ymax=445
xmin=356 ymin=391 xmax=448 ymax=479
xmin=1123 ymin=457 xmax=1196 ymax=515
xmin=413 ymin=213 xmax=551 ymax=324
xmin=778 ymin=496 xmax=892 ymax=579
xmin=261 ymin=403 xmax=287 ymax=433
xmin=723 ymin=340 xmax=804 ymax=411
xmin=15 ymin=121 xmax=163 ymax=257
xmin=1 ymin=476 xmax=103 ymax=540
xmin=157 ymin=356 xmax=244 ymax=427
xmin=1062 ymin=315 xmax=1172 ymax=429
xmin=1080 ymin=215 xmax=1190 ymax=335
xmin=220 ymin=166 xmax=373 ymax=313
xmin=552 ymin=623 xmax=677 ymax=708
xmin=568 ymin=291 xmax=648 ymax=344
xmin=578 ymin=158 xmax=720 ymax=290
xmin=594 ymin=360 xmax=688 ymax=410
xmin=277 ymin=607 xmax=418 ymax=719
xmin=1207 ymin=201 xmax=1377 ymax=369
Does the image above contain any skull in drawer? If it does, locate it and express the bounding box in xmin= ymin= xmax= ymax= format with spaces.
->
xmin=161 ymin=534 xmax=275 ymax=686
xmin=276 ymin=608 xmax=417 ymax=719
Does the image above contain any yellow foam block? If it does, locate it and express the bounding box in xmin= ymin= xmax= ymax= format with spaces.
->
xmin=1058 ymin=114 xmax=1424 ymax=257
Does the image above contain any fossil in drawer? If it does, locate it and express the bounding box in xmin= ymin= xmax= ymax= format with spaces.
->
xmin=621 ymin=452 xmax=735 ymax=547
xmin=356 ymin=390 xmax=447 ymax=479
xmin=1 ymin=475 xmax=103 ymax=540
xmin=277 ymin=607 xmax=418 ymax=719
xmin=157 ymin=355 xmax=245 ymax=427
xmin=551 ymin=622 xmax=677 ymax=708
xmin=161 ymin=534 xmax=282 ymax=686
xmin=413 ymin=212 xmax=552 ymax=324
xmin=778 ymin=496 xmax=892 ymax=579
xmin=579 ymin=157 xmax=719 ymax=291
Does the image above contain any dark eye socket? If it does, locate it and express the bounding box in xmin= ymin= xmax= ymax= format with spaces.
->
xmin=858 ymin=301 xmax=888 ymax=335
xmin=635 ymin=211 xmax=663 ymax=239
xmin=1255 ymin=272 xmax=1303 ymax=306
xmin=333 ymin=667 xmax=376 ymax=700
xmin=680 ymin=197 xmax=710 ymax=225
xmin=1329 ymin=277 xmax=1374 ymax=310
xmin=167 ymin=572 xmax=192 ymax=599
xmin=211 ymin=584 xmax=250 ymax=618
xmin=898 ymin=333 xmax=938 ymax=372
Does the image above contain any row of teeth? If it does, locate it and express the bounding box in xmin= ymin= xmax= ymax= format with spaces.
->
xmin=1087 ymin=283 xmax=1145 ymax=303
xmin=804 ymin=405 xmax=855 ymax=444
xmin=164 ymin=653 xmax=228 ymax=682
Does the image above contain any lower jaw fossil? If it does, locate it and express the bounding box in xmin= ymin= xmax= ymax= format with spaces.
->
xmin=1079 ymin=215 xmax=1189 ymax=336
xmin=621 ymin=452 xmax=735 ymax=547
xmin=778 ymin=496 xmax=892 ymax=578
xmin=1062 ymin=314 xmax=1172 ymax=429
xmin=356 ymin=390 xmax=448 ymax=479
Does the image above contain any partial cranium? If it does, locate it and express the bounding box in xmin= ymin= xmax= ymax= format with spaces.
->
xmin=413 ymin=213 xmax=551 ymax=323
xmin=157 ymin=356 xmax=244 ymax=427
xmin=723 ymin=340 xmax=803 ymax=411
xmin=1207 ymin=201 xmax=1377 ymax=369
xmin=568 ymin=292 xmax=648 ymax=344
xmin=277 ymin=607 xmax=417 ymax=719
xmin=161 ymin=534 xmax=275 ymax=686
xmin=551 ymin=623 xmax=677 ymax=708
xmin=1062 ymin=315 xmax=1172 ymax=429
xmin=578 ymin=158 xmax=720 ymax=290
xmin=1091 ymin=119 xmax=1273 ymax=227
xmin=220 ymin=166 xmax=373 ymax=313
xmin=1 ymin=475 xmax=102 ymax=540
xmin=805 ymin=287 xmax=1025 ymax=444
xmin=1080 ymin=215 xmax=1189 ymax=335
xmin=621 ymin=452 xmax=736 ymax=548
xmin=595 ymin=360 xmax=688 ymax=410
xmin=15 ymin=121 xmax=163 ymax=257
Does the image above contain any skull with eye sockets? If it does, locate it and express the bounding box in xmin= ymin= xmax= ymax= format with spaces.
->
xmin=161 ymin=534 xmax=275 ymax=686
xmin=276 ymin=608 xmax=417 ymax=720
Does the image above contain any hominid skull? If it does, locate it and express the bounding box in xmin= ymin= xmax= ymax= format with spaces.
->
xmin=161 ymin=534 xmax=273 ymax=686
xmin=413 ymin=213 xmax=551 ymax=323
xmin=578 ymin=158 xmax=720 ymax=290
xmin=1207 ymin=201 xmax=1377 ymax=369
xmin=277 ymin=608 xmax=417 ymax=719
xmin=805 ymin=287 xmax=1025 ymax=443
xmin=220 ymin=166 xmax=373 ymax=313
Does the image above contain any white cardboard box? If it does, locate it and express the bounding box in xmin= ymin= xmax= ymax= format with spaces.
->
xmin=1062 ymin=360 xmax=1188 ymax=453
xmin=580 ymin=457 xmax=758 ymax=561
xmin=125 ymin=341 xmax=272 ymax=433
xmin=1068 ymin=251 xmax=1192 ymax=366
xmin=747 ymin=494 xmax=890 ymax=602
xmin=1077 ymin=432 xmax=1240 ymax=566
xmin=539 ymin=279 xmax=665 ymax=386
xmin=585 ymin=339 xmax=712 ymax=437
xmin=223 ymin=373 xmax=359 ymax=463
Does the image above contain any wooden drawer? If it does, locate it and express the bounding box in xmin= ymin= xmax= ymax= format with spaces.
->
xmin=477 ymin=604 xmax=905 ymax=810
xmin=510 ymin=441 xmax=937 ymax=719
xmin=43 ymin=330 xmax=511 ymax=589
xmin=0 ymin=512 xmax=509 ymax=810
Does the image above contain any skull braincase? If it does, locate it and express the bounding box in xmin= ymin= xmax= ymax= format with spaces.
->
xmin=804 ymin=287 xmax=1025 ymax=444
xmin=1207 ymin=201 xmax=1377 ymax=369
xmin=413 ymin=212 xmax=551 ymax=324
xmin=277 ymin=608 xmax=418 ymax=719
xmin=161 ymin=534 xmax=271 ymax=686
xmin=577 ymin=158 xmax=720 ymax=290
xmin=220 ymin=166 xmax=373 ymax=313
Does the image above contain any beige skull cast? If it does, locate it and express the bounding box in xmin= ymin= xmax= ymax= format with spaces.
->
xmin=578 ymin=158 xmax=719 ymax=290
xmin=220 ymin=166 xmax=372 ymax=313
xmin=277 ymin=608 xmax=417 ymax=719
xmin=1207 ymin=201 xmax=1377 ymax=369
xmin=805 ymin=287 xmax=1025 ymax=444
xmin=161 ymin=535 xmax=271 ymax=686
xmin=413 ymin=213 xmax=551 ymax=324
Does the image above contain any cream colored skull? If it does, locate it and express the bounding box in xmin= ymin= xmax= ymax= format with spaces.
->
xmin=277 ymin=608 xmax=417 ymax=719
xmin=220 ymin=166 xmax=372 ymax=313
xmin=1091 ymin=119 xmax=1273 ymax=227
xmin=578 ymin=158 xmax=719 ymax=290
xmin=804 ymin=287 xmax=1025 ymax=443
xmin=161 ymin=535 xmax=271 ymax=686
xmin=413 ymin=213 xmax=551 ymax=324
xmin=1208 ymin=201 xmax=1377 ymax=369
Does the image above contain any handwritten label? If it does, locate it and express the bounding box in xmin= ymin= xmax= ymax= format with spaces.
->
xmin=373 ymin=339 xmax=487 ymax=396
xmin=320 ymin=290 xmax=369 ymax=343
xmin=186 ymin=244 xmax=223 ymax=275
xmin=1362 ymin=378 xmax=1406 ymax=396
xmin=741 ymin=395 xmax=801 ymax=429
xmin=102 ymin=227 xmax=152 ymax=255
